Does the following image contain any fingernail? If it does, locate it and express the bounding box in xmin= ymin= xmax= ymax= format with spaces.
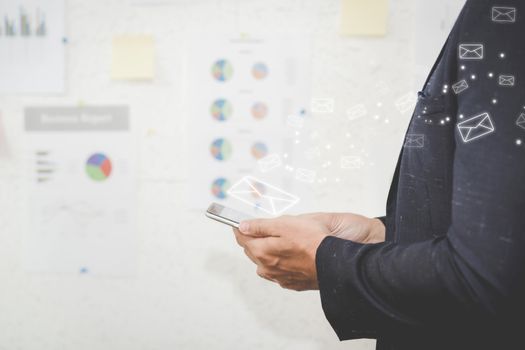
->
xmin=239 ymin=221 xmax=250 ymax=233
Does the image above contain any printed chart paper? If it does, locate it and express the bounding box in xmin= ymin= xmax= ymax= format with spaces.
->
xmin=187 ymin=35 xmax=311 ymax=215
xmin=0 ymin=0 xmax=65 ymax=93
xmin=24 ymin=106 xmax=136 ymax=276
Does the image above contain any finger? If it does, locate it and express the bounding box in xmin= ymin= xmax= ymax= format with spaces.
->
xmin=239 ymin=218 xmax=282 ymax=237
xmin=233 ymin=229 xmax=251 ymax=247
xmin=256 ymin=266 xmax=278 ymax=283
xmin=278 ymin=279 xmax=307 ymax=291
xmin=244 ymin=239 xmax=271 ymax=264
xmin=243 ymin=246 xmax=260 ymax=265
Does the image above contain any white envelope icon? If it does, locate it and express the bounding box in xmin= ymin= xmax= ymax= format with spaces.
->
xmin=304 ymin=147 xmax=321 ymax=159
xmin=459 ymin=44 xmax=484 ymax=60
xmin=227 ymin=176 xmax=300 ymax=216
xmin=492 ymin=6 xmax=517 ymax=23
xmin=404 ymin=134 xmax=425 ymax=148
xmin=311 ymin=98 xmax=334 ymax=114
xmin=499 ymin=75 xmax=515 ymax=86
xmin=452 ymin=79 xmax=469 ymax=94
xmin=516 ymin=113 xmax=525 ymax=130
xmin=457 ymin=112 xmax=495 ymax=143
xmin=340 ymin=156 xmax=362 ymax=169
xmin=258 ymin=154 xmax=281 ymax=172
xmin=295 ymin=168 xmax=316 ymax=183
xmin=287 ymin=114 xmax=304 ymax=129
xmin=346 ymin=104 xmax=367 ymax=121
xmin=395 ymin=93 xmax=417 ymax=114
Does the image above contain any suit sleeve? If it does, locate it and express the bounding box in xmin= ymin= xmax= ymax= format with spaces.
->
xmin=316 ymin=0 xmax=525 ymax=341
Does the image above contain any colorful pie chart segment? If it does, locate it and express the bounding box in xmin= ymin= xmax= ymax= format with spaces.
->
xmin=251 ymin=142 xmax=268 ymax=160
xmin=211 ymin=59 xmax=234 ymax=82
xmin=210 ymin=138 xmax=233 ymax=161
xmin=252 ymin=62 xmax=268 ymax=80
xmin=86 ymin=153 xmax=112 ymax=181
xmin=251 ymin=102 xmax=268 ymax=120
xmin=210 ymin=99 xmax=233 ymax=122
xmin=211 ymin=177 xmax=230 ymax=200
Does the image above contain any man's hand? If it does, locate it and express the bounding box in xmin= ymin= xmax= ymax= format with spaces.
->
xmin=300 ymin=212 xmax=386 ymax=244
xmin=233 ymin=213 xmax=386 ymax=291
xmin=233 ymin=216 xmax=330 ymax=291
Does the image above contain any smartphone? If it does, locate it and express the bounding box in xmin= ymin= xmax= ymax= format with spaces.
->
xmin=205 ymin=203 xmax=253 ymax=228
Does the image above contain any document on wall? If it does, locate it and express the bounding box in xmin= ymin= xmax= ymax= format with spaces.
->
xmin=0 ymin=111 xmax=9 ymax=158
xmin=23 ymin=106 xmax=137 ymax=276
xmin=0 ymin=0 xmax=65 ymax=93
xmin=186 ymin=35 xmax=311 ymax=215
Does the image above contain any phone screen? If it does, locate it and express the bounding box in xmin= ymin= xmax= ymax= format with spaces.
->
xmin=206 ymin=203 xmax=253 ymax=228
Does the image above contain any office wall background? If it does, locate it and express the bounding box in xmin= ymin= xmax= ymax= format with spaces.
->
xmin=0 ymin=0 xmax=464 ymax=349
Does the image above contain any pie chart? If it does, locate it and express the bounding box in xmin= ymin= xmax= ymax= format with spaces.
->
xmin=251 ymin=142 xmax=268 ymax=159
xmin=211 ymin=59 xmax=234 ymax=82
xmin=210 ymin=99 xmax=233 ymax=121
xmin=86 ymin=153 xmax=112 ymax=181
xmin=211 ymin=178 xmax=230 ymax=199
xmin=252 ymin=62 xmax=268 ymax=80
xmin=210 ymin=138 xmax=233 ymax=161
xmin=251 ymin=102 xmax=268 ymax=120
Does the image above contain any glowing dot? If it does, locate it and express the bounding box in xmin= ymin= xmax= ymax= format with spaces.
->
xmin=517 ymin=139 xmax=522 ymax=145
xmin=325 ymin=144 xmax=331 ymax=149
xmin=488 ymin=72 xmax=494 ymax=78
xmin=283 ymin=153 xmax=288 ymax=158
xmin=500 ymin=52 xmax=506 ymax=58
xmin=440 ymin=120 xmax=445 ymax=124
xmin=442 ymin=89 xmax=448 ymax=94
xmin=459 ymin=114 xmax=464 ymax=119
xmin=471 ymin=74 xmax=477 ymax=80
xmin=417 ymin=115 xmax=421 ymax=118
xmin=384 ymin=119 xmax=390 ymax=123
xmin=335 ymin=178 xmax=341 ymax=182
xmin=295 ymin=131 xmax=300 ymax=136
xmin=460 ymin=65 xmax=466 ymax=70
xmin=377 ymin=102 xmax=383 ymax=107
xmin=429 ymin=120 xmax=433 ymax=123
xmin=444 ymin=85 xmax=449 ymax=89
xmin=295 ymin=139 xmax=300 ymax=144
xmin=492 ymin=99 xmax=498 ymax=104
xmin=373 ymin=115 xmax=379 ymax=120
xmin=446 ymin=117 xmax=451 ymax=122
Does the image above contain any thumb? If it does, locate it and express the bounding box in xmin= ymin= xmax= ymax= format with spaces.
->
xmin=238 ymin=219 xmax=277 ymax=237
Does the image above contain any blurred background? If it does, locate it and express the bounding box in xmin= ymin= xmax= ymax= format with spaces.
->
xmin=0 ymin=0 xmax=465 ymax=349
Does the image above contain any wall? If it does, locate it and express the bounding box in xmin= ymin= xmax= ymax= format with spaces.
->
xmin=0 ymin=0 xmax=462 ymax=349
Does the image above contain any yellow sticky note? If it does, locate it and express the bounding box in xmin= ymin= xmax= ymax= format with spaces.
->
xmin=111 ymin=35 xmax=155 ymax=80
xmin=340 ymin=0 xmax=389 ymax=37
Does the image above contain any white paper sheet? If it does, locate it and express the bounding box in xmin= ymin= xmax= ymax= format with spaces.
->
xmin=0 ymin=111 xmax=8 ymax=158
xmin=187 ymin=35 xmax=311 ymax=216
xmin=0 ymin=0 xmax=65 ymax=94
xmin=23 ymin=106 xmax=136 ymax=276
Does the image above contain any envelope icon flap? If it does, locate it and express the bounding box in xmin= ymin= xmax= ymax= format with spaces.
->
xmin=458 ymin=114 xmax=493 ymax=130
xmin=228 ymin=176 xmax=299 ymax=216
xmin=459 ymin=44 xmax=484 ymax=59
xmin=493 ymin=7 xmax=516 ymax=21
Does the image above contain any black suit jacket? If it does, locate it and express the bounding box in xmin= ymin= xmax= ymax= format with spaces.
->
xmin=316 ymin=1 xmax=525 ymax=349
